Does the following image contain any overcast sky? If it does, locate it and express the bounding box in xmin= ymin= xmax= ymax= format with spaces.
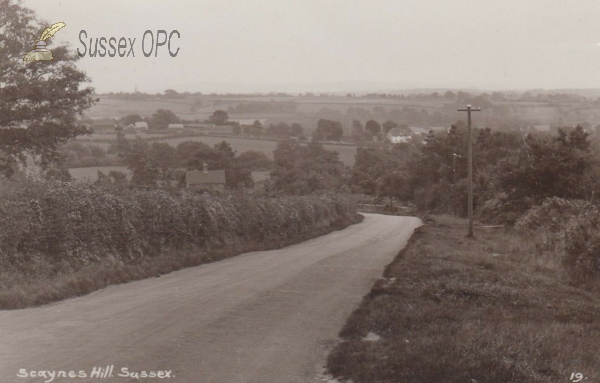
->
xmin=21 ymin=0 xmax=600 ymax=94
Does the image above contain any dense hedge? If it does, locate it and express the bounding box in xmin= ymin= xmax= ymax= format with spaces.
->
xmin=0 ymin=177 xmax=357 ymax=269
xmin=516 ymin=198 xmax=600 ymax=277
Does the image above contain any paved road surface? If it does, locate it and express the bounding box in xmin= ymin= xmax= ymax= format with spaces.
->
xmin=0 ymin=214 xmax=421 ymax=383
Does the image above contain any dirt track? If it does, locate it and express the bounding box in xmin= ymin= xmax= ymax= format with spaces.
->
xmin=0 ymin=214 xmax=421 ymax=383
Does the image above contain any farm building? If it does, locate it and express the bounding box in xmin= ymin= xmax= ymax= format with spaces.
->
xmin=186 ymin=163 xmax=226 ymax=190
xmin=135 ymin=121 xmax=149 ymax=130
xmin=387 ymin=126 xmax=413 ymax=144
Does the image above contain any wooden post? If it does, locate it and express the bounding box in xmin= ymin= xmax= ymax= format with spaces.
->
xmin=457 ymin=105 xmax=480 ymax=237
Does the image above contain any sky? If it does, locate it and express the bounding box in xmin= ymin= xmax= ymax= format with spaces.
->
xmin=20 ymin=0 xmax=600 ymax=94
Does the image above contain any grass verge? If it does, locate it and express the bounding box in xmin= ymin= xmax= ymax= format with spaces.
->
xmin=326 ymin=214 xmax=600 ymax=383
xmin=0 ymin=214 xmax=362 ymax=310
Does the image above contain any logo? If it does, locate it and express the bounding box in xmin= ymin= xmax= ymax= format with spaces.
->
xmin=23 ymin=22 xmax=66 ymax=62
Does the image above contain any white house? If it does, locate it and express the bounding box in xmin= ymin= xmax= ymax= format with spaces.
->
xmin=387 ymin=126 xmax=413 ymax=144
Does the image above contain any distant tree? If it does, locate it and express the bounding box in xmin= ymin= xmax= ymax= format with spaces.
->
xmin=209 ymin=110 xmax=229 ymax=125
xmin=271 ymin=140 xmax=346 ymax=194
xmin=164 ymin=89 xmax=182 ymax=98
xmin=124 ymin=138 xmax=158 ymax=186
xmin=382 ymin=121 xmax=398 ymax=134
xmin=150 ymin=109 xmax=180 ymax=129
xmin=215 ymin=141 xmax=236 ymax=159
xmin=444 ymin=91 xmax=457 ymax=100
xmin=365 ymin=120 xmax=381 ymax=136
xmin=109 ymin=131 xmax=131 ymax=155
xmin=266 ymin=122 xmax=290 ymax=138
xmin=377 ymin=172 xmax=406 ymax=211
xmin=236 ymin=151 xmax=273 ymax=171
xmin=351 ymin=120 xmax=364 ymax=141
xmin=290 ymin=123 xmax=304 ymax=137
xmin=252 ymin=120 xmax=264 ymax=138
xmin=314 ymin=119 xmax=343 ymax=141
xmin=233 ymin=125 xmax=242 ymax=135
xmin=121 ymin=114 xmax=143 ymax=126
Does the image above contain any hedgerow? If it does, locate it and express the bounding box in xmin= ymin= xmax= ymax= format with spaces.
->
xmin=0 ymin=176 xmax=358 ymax=273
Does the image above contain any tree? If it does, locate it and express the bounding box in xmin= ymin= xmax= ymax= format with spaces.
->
xmin=271 ymin=140 xmax=346 ymax=194
xmin=472 ymin=127 xmax=593 ymax=220
xmin=124 ymin=138 xmax=159 ymax=186
xmin=209 ymin=110 xmax=229 ymax=125
xmin=382 ymin=120 xmax=398 ymax=134
xmin=120 ymin=114 xmax=143 ymax=126
xmin=314 ymin=119 xmax=343 ymax=141
xmin=0 ymin=0 xmax=96 ymax=176
xmin=237 ymin=150 xmax=273 ymax=171
xmin=365 ymin=120 xmax=381 ymax=136
xmin=351 ymin=120 xmax=364 ymax=141
xmin=290 ymin=122 xmax=304 ymax=138
xmin=150 ymin=109 xmax=180 ymax=129
xmin=252 ymin=120 xmax=263 ymax=137
xmin=377 ymin=172 xmax=406 ymax=211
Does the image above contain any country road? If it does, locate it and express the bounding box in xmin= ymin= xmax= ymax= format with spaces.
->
xmin=0 ymin=214 xmax=421 ymax=383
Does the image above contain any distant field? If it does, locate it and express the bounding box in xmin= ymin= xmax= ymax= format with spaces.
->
xmin=75 ymin=134 xmax=359 ymax=166
xmin=157 ymin=136 xmax=358 ymax=166
xmin=69 ymin=166 xmax=130 ymax=182
xmin=86 ymin=95 xmax=449 ymax=120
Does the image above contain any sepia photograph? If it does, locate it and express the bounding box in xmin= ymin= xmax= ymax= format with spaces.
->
xmin=2 ymin=0 xmax=600 ymax=382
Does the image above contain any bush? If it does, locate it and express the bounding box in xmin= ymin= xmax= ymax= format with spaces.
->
xmin=515 ymin=198 xmax=597 ymax=275
xmin=563 ymin=205 xmax=600 ymax=277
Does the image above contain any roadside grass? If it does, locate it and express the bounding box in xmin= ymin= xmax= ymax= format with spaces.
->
xmin=327 ymin=214 xmax=600 ymax=383
xmin=0 ymin=215 xmax=362 ymax=310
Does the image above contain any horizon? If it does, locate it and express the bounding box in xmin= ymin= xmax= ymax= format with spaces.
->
xmin=21 ymin=0 xmax=600 ymax=94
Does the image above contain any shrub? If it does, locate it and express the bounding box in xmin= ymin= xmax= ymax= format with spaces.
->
xmin=515 ymin=198 xmax=597 ymax=274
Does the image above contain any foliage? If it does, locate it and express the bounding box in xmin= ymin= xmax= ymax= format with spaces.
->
xmin=236 ymin=150 xmax=273 ymax=171
xmin=270 ymin=140 xmax=348 ymax=195
xmin=227 ymin=101 xmax=297 ymax=114
xmin=0 ymin=177 xmax=358 ymax=272
xmin=495 ymin=126 xmax=592 ymax=217
xmin=208 ymin=110 xmax=229 ymax=125
xmin=150 ymin=109 xmax=180 ymax=129
xmin=313 ymin=119 xmax=343 ymax=141
xmin=352 ymin=144 xmax=415 ymax=197
xmin=351 ymin=119 xmax=364 ymax=141
xmin=266 ymin=122 xmax=304 ymax=138
xmin=365 ymin=119 xmax=381 ymax=136
xmin=0 ymin=0 xmax=96 ymax=176
xmin=119 ymin=114 xmax=144 ymax=127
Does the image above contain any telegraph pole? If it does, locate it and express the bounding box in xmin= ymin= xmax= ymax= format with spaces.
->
xmin=457 ymin=105 xmax=480 ymax=237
